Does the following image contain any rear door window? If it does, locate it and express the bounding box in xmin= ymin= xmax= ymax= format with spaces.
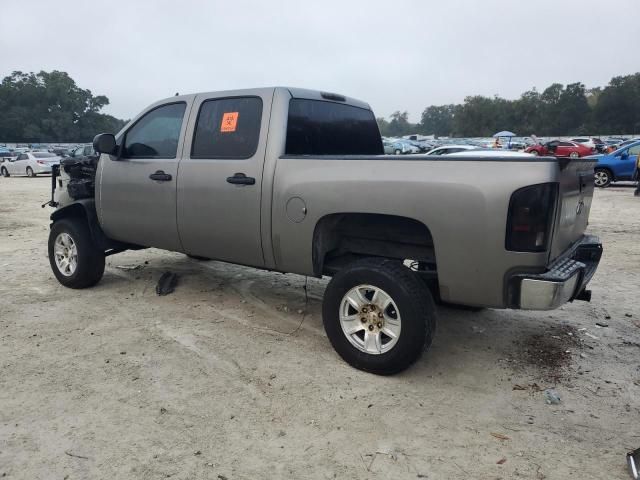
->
xmin=285 ymin=99 xmax=383 ymax=155
xmin=191 ymin=97 xmax=263 ymax=159
xmin=123 ymin=102 xmax=186 ymax=159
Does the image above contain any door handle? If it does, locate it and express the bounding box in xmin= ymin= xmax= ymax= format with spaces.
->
xmin=149 ymin=170 xmax=172 ymax=182
xmin=226 ymin=173 xmax=255 ymax=185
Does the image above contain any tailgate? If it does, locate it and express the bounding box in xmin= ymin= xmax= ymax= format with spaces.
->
xmin=548 ymin=158 xmax=597 ymax=262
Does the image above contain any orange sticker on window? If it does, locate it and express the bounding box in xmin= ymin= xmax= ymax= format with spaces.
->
xmin=221 ymin=112 xmax=239 ymax=132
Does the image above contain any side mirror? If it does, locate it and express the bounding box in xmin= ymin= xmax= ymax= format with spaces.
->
xmin=93 ymin=133 xmax=117 ymax=155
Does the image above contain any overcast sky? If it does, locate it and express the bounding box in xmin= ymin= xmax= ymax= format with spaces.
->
xmin=2 ymin=0 xmax=639 ymax=121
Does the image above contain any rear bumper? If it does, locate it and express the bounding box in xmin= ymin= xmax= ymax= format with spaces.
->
xmin=511 ymin=235 xmax=602 ymax=310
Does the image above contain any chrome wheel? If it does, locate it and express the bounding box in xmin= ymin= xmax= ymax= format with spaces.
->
xmin=594 ymin=170 xmax=609 ymax=187
xmin=339 ymin=284 xmax=401 ymax=355
xmin=569 ymin=151 xmax=580 ymax=158
xmin=53 ymin=233 xmax=78 ymax=276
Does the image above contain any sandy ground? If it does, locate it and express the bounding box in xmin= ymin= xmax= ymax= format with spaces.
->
xmin=0 ymin=176 xmax=639 ymax=480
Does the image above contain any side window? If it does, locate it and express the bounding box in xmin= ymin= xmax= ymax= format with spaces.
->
xmin=18 ymin=154 xmax=27 ymax=160
xmin=628 ymin=145 xmax=640 ymax=156
xmin=191 ymin=97 xmax=262 ymax=159
xmin=123 ymin=102 xmax=186 ymax=159
xmin=285 ymin=99 xmax=383 ymax=155
xmin=559 ymin=142 xmax=573 ymax=147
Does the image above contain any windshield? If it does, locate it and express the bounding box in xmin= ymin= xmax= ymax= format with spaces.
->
xmin=33 ymin=152 xmax=57 ymax=158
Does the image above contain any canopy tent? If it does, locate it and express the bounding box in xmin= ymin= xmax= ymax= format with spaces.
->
xmin=492 ymin=131 xmax=517 ymax=149
xmin=493 ymin=131 xmax=516 ymax=138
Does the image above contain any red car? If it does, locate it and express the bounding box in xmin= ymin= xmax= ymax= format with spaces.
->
xmin=525 ymin=140 xmax=594 ymax=158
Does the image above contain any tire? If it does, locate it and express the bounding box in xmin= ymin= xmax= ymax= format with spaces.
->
xmin=594 ymin=168 xmax=611 ymax=188
xmin=322 ymin=257 xmax=436 ymax=375
xmin=1 ymin=167 xmax=9 ymax=177
xmin=394 ymin=149 xmax=402 ymax=155
xmin=26 ymin=167 xmax=35 ymax=177
xmin=569 ymin=151 xmax=580 ymax=159
xmin=529 ymin=150 xmax=539 ymax=156
xmin=48 ymin=218 xmax=105 ymax=288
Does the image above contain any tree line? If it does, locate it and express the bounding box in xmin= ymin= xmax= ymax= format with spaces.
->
xmin=377 ymin=72 xmax=640 ymax=138
xmin=0 ymin=71 xmax=126 ymax=143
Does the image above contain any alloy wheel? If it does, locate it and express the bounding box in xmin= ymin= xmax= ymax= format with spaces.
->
xmin=339 ymin=284 xmax=401 ymax=355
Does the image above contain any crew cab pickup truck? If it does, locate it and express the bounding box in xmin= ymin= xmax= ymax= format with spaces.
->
xmin=47 ymin=87 xmax=602 ymax=375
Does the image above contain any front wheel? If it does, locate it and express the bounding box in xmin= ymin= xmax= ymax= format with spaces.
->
xmin=1 ymin=167 xmax=9 ymax=177
xmin=529 ymin=150 xmax=539 ymax=156
xmin=569 ymin=151 xmax=580 ymax=158
xmin=594 ymin=169 xmax=611 ymax=188
xmin=322 ymin=257 xmax=436 ymax=375
xmin=48 ymin=218 xmax=105 ymax=288
xmin=26 ymin=167 xmax=35 ymax=177
xmin=394 ymin=149 xmax=402 ymax=155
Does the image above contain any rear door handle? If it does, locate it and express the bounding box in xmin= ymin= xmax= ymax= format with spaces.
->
xmin=149 ymin=170 xmax=172 ymax=182
xmin=226 ymin=173 xmax=255 ymax=185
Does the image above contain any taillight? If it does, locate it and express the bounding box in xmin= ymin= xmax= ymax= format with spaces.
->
xmin=506 ymin=183 xmax=558 ymax=252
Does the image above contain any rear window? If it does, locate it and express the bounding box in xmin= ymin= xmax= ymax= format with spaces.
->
xmin=33 ymin=152 xmax=56 ymax=158
xmin=285 ymin=99 xmax=383 ymax=155
xmin=191 ymin=97 xmax=263 ymax=159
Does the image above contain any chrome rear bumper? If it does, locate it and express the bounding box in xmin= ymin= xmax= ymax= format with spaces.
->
xmin=512 ymin=235 xmax=602 ymax=310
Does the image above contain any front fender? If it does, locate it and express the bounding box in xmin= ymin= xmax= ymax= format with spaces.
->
xmin=50 ymin=200 xmax=119 ymax=251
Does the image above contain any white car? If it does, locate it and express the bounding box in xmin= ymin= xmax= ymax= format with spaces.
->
xmin=448 ymin=149 xmax=534 ymax=158
xmin=570 ymin=137 xmax=597 ymax=150
xmin=1 ymin=151 xmax=61 ymax=177
xmin=425 ymin=145 xmax=478 ymax=155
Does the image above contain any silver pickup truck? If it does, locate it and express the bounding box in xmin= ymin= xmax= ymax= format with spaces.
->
xmin=46 ymin=87 xmax=602 ymax=374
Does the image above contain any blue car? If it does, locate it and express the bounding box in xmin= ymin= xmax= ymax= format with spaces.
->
xmin=590 ymin=140 xmax=640 ymax=187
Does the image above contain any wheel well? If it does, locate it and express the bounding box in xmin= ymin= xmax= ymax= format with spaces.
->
xmin=50 ymin=201 xmax=137 ymax=254
xmin=312 ymin=213 xmax=436 ymax=276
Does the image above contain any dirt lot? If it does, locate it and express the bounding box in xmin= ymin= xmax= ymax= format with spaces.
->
xmin=1 ymin=177 xmax=639 ymax=479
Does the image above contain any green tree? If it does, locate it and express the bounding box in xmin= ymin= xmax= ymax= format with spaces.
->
xmin=593 ymin=73 xmax=640 ymax=134
xmin=420 ymin=105 xmax=455 ymax=137
xmin=0 ymin=70 xmax=126 ymax=142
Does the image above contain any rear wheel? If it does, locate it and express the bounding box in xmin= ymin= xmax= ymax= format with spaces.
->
xmin=322 ymin=257 xmax=436 ymax=375
xmin=26 ymin=166 xmax=35 ymax=177
xmin=569 ymin=151 xmax=580 ymax=158
xmin=529 ymin=150 xmax=539 ymax=156
xmin=594 ymin=169 xmax=611 ymax=188
xmin=48 ymin=218 xmax=105 ymax=288
xmin=1 ymin=167 xmax=8 ymax=177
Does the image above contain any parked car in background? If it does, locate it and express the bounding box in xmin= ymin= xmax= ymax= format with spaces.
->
xmin=526 ymin=140 xmax=593 ymax=158
xmin=49 ymin=147 xmax=72 ymax=157
xmin=390 ymin=140 xmax=420 ymax=154
xmin=449 ymin=150 xmax=534 ymax=158
xmin=68 ymin=144 xmax=95 ymax=158
xmin=426 ymin=145 xmax=478 ymax=155
xmin=1 ymin=151 xmax=61 ymax=177
xmin=618 ymin=138 xmax=640 ymax=149
xmin=571 ymin=137 xmax=605 ymax=153
xmin=588 ymin=140 xmax=640 ymax=187
xmin=382 ymin=140 xmax=395 ymax=154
